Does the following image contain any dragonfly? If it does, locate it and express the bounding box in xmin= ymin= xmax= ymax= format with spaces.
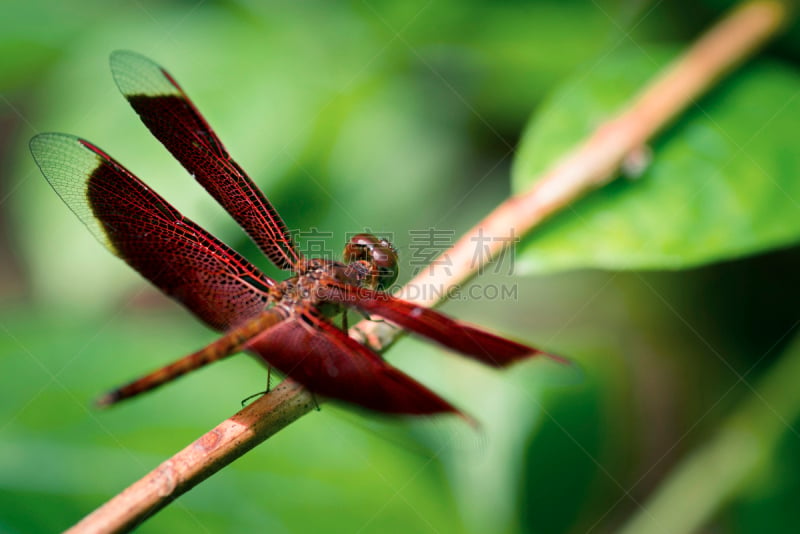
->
xmin=30 ymin=51 xmax=563 ymax=417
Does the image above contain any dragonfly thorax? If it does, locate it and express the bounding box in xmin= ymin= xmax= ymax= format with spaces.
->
xmin=272 ymin=258 xmax=358 ymax=314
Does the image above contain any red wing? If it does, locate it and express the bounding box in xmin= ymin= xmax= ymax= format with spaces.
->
xmin=323 ymin=284 xmax=565 ymax=367
xmin=109 ymin=50 xmax=301 ymax=271
xmin=98 ymin=308 xmax=290 ymax=406
xmin=30 ymin=133 xmax=274 ymax=332
xmin=245 ymin=312 xmax=460 ymax=416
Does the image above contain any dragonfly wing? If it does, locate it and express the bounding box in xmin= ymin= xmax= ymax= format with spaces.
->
xmin=109 ymin=50 xmax=302 ymax=271
xmin=245 ymin=312 xmax=460 ymax=416
xmin=99 ymin=308 xmax=289 ymax=406
xmin=30 ymin=133 xmax=274 ymax=331
xmin=322 ymin=283 xmax=564 ymax=367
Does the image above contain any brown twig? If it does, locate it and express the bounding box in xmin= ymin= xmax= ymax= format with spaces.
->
xmin=66 ymin=380 xmax=314 ymax=534
xmin=66 ymin=2 xmax=790 ymax=532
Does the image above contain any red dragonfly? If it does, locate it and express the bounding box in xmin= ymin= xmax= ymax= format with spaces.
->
xmin=30 ymin=51 xmax=561 ymax=416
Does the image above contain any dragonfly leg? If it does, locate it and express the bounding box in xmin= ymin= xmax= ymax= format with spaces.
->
xmin=240 ymin=390 xmax=267 ymax=406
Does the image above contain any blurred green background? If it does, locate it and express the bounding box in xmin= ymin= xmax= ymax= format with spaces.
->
xmin=2 ymin=1 xmax=800 ymax=533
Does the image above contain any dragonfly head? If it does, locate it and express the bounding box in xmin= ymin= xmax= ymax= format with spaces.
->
xmin=342 ymin=233 xmax=399 ymax=290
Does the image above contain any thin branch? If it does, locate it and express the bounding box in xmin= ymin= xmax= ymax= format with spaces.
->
xmin=66 ymin=2 xmax=791 ymax=533
xmin=66 ymin=380 xmax=314 ymax=534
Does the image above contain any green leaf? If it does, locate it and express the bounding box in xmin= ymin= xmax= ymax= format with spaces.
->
xmin=511 ymin=48 xmax=800 ymax=274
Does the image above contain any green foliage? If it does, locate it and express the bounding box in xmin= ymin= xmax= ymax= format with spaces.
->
xmin=512 ymin=49 xmax=800 ymax=274
xmin=731 ymin=428 xmax=800 ymax=533
xmin=3 ymin=1 xmax=800 ymax=534
xmin=520 ymin=354 xmax=620 ymax=534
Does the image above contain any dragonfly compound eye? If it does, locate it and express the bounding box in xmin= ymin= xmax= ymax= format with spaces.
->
xmin=343 ymin=233 xmax=399 ymax=290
